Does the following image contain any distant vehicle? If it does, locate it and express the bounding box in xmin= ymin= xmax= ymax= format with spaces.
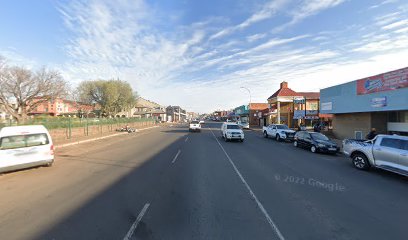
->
xmin=237 ymin=121 xmax=249 ymax=129
xmin=116 ymin=126 xmax=137 ymax=133
xmin=221 ymin=122 xmax=244 ymax=142
xmin=189 ymin=120 xmax=201 ymax=132
xmin=343 ymin=134 xmax=408 ymax=176
xmin=199 ymin=120 xmax=205 ymax=124
xmin=294 ymin=131 xmax=339 ymax=154
xmin=263 ymin=124 xmax=296 ymax=141
xmin=0 ymin=125 xmax=54 ymax=173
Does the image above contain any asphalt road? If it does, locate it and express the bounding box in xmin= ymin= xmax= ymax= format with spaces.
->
xmin=0 ymin=122 xmax=407 ymax=240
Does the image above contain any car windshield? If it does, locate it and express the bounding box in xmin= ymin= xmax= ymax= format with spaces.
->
xmin=310 ymin=133 xmax=329 ymax=141
xmin=276 ymin=125 xmax=289 ymax=129
xmin=227 ymin=125 xmax=240 ymax=129
xmin=0 ymin=134 xmax=49 ymax=150
xmin=191 ymin=121 xmax=199 ymax=124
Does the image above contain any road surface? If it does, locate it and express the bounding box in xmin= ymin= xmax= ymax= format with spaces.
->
xmin=0 ymin=122 xmax=407 ymax=240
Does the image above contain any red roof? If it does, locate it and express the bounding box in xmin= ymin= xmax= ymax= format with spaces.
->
xmin=267 ymin=87 xmax=298 ymax=99
xmin=297 ymin=92 xmax=320 ymax=99
xmin=267 ymin=82 xmax=320 ymax=100
xmin=249 ymin=103 xmax=269 ymax=110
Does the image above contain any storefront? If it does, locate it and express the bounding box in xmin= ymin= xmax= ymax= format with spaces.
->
xmin=234 ymin=105 xmax=249 ymax=122
xmin=320 ymin=66 xmax=408 ymax=139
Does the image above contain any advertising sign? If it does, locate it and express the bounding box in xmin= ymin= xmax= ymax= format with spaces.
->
xmin=356 ymin=67 xmax=408 ymax=95
xmin=293 ymin=110 xmax=305 ymax=119
xmin=306 ymin=110 xmax=319 ymax=116
xmin=293 ymin=97 xmax=305 ymax=104
xmin=321 ymin=102 xmax=332 ymax=111
xmin=371 ymin=97 xmax=387 ymax=107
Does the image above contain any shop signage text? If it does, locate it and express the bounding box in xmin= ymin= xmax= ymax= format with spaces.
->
xmin=357 ymin=67 xmax=408 ymax=95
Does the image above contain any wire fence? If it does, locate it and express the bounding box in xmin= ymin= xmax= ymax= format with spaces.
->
xmin=0 ymin=117 xmax=157 ymax=144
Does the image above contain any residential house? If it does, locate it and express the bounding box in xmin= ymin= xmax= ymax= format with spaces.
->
xmin=118 ymin=97 xmax=167 ymax=121
xmin=28 ymin=98 xmax=94 ymax=117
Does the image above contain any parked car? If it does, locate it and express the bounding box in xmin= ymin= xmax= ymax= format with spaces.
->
xmin=263 ymin=124 xmax=296 ymax=141
xmin=293 ymin=131 xmax=339 ymax=154
xmin=343 ymin=134 xmax=408 ymax=176
xmin=189 ymin=120 xmax=201 ymax=132
xmin=237 ymin=121 xmax=250 ymax=129
xmin=0 ymin=125 xmax=54 ymax=173
xmin=199 ymin=120 xmax=205 ymax=125
xmin=221 ymin=122 xmax=244 ymax=142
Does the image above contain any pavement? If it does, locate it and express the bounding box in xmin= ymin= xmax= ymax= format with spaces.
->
xmin=0 ymin=122 xmax=407 ymax=240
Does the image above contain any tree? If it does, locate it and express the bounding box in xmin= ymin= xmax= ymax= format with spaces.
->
xmin=0 ymin=60 xmax=68 ymax=123
xmin=77 ymin=79 xmax=136 ymax=117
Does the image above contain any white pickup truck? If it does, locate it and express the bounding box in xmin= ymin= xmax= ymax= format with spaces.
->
xmin=262 ymin=124 xmax=296 ymax=142
xmin=343 ymin=134 xmax=408 ymax=176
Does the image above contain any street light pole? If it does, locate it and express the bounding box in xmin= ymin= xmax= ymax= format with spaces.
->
xmin=240 ymin=87 xmax=251 ymax=104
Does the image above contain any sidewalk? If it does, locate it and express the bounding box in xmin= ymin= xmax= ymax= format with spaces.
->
xmin=54 ymin=125 xmax=159 ymax=149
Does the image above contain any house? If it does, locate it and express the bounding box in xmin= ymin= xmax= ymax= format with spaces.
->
xmin=266 ymin=81 xmax=328 ymax=128
xmin=0 ymin=104 xmax=12 ymax=123
xmin=118 ymin=97 xmax=167 ymax=121
xmin=28 ymin=98 xmax=94 ymax=117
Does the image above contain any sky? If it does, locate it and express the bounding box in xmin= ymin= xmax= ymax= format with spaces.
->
xmin=1 ymin=0 xmax=408 ymax=113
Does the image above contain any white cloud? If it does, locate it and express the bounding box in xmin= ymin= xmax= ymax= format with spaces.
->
xmin=246 ymin=33 xmax=267 ymax=42
xmin=274 ymin=0 xmax=346 ymax=32
xmin=209 ymin=0 xmax=289 ymax=40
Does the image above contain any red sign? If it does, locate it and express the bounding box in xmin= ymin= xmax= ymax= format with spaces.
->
xmin=356 ymin=67 xmax=408 ymax=95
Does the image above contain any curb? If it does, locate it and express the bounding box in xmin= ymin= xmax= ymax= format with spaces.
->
xmin=54 ymin=125 xmax=159 ymax=149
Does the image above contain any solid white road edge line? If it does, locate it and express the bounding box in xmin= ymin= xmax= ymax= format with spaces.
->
xmin=172 ymin=149 xmax=181 ymax=164
xmin=209 ymin=128 xmax=285 ymax=240
xmin=185 ymin=137 xmax=189 ymax=142
xmin=123 ymin=203 xmax=150 ymax=240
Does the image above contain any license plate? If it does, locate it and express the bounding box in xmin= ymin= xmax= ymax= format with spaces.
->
xmin=329 ymin=148 xmax=337 ymax=151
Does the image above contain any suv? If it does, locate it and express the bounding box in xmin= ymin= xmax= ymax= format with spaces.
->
xmin=343 ymin=134 xmax=408 ymax=176
xmin=189 ymin=121 xmax=201 ymax=132
xmin=262 ymin=124 xmax=296 ymax=141
xmin=221 ymin=122 xmax=244 ymax=142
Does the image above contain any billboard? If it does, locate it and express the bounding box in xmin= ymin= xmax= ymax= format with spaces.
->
xmin=356 ymin=67 xmax=408 ymax=95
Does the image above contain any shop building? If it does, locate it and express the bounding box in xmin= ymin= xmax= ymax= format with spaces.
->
xmin=320 ymin=66 xmax=408 ymax=139
xmin=266 ymin=82 xmax=322 ymax=128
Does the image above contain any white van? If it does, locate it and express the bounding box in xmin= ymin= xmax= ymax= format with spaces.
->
xmin=0 ymin=125 xmax=54 ymax=173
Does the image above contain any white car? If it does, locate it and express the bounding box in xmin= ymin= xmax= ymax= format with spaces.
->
xmin=199 ymin=120 xmax=205 ymax=125
xmin=221 ymin=122 xmax=245 ymax=142
xmin=262 ymin=124 xmax=296 ymax=141
xmin=237 ymin=121 xmax=250 ymax=129
xmin=189 ymin=120 xmax=201 ymax=132
xmin=0 ymin=125 xmax=54 ymax=173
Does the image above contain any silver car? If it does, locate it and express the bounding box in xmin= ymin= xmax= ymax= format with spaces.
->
xmin=343 ymin=134 xmax=408 ymax=176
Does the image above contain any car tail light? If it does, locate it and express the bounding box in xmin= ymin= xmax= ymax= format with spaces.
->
xmin=50 ymin=144 xmax=54 ymax=155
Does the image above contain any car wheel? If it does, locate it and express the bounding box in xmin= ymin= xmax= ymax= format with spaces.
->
xmin=263 ymin=131 xmax=268 ymax=138
xmin=293 ymin=141 xmax=298 ymax=147
xmin=276 ymin=134 xmax=280 ymax=141
xmin=46 ymin=160 xmax=54 ymax=167
xmin=352 ymin=153 xmax=370 ymax=170
xmin=240 ymin=139 xmax=244 ymax=142
xmin=224 ymin=135 xmax=229 ymax=142
xmin=310 ymin=145 xmax=317 ymax=153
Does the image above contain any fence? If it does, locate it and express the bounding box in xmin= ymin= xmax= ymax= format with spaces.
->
xmin=0 ymin=117 xmax=157 ymax=144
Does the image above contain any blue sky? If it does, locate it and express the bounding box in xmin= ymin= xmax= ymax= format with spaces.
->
xmin=1 ymin=0 xmax=408 ymax=112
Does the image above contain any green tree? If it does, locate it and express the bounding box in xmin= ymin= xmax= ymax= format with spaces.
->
xmin=77 ymin=79 xmax=136 ymax=117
